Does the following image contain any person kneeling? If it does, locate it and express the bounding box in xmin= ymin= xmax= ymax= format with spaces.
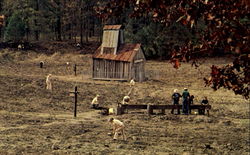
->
xmin=91 ymin=94 xmax=100 ymax=109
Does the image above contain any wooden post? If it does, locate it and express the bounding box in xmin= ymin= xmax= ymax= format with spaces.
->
xmin=116 ymin=106 xmax=122 ymax=115
xmin=74 ymin=64 xmax=77 ymax=76
xmin=161 ymin=109 xmax=165 ymax=114
xmin=74 ymin=86 xmax=78 ymax=117
xmin=147 ymin=104 xmax=153 ymax=115
xmin=40 ymin=61 xmax=44 ymax=68
xmin=69 ymin=86 xmax=79 ymax=117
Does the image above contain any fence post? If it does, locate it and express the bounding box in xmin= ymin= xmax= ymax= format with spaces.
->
xmin=69 ymin=86 xmax=79 ymax=117
xmin=74 ymin=64 xmax=77 ymax=76
xmin=40 ymin=61 xmax=44 ymax=68
xmin=147 ymin=104 xmax=153 ymax=115
xmin=161 ymin=109 xmax=165 ymax=114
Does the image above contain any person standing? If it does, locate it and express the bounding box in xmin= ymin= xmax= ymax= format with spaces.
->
xmin=171 ymin=89 xmax=181 ymax=114
xmin=108 ymin=118 xmax=126 ymax=140
xmin=188 ymin=95 xmax=194 ymax=114
xmin=182 ymin=88 xmax=190 ymax=114
xmin=46 ymin=74 xmax=52 ymax=90
xmin=199 ymin=96 xmax=209 ymax=115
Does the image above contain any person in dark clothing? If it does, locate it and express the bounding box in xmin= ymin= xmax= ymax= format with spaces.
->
xmin=188 ymin=95 xmax=194 ymax=114
xmin=182 ymin=88 xmax=190 ymax=114
xmin=199 ymin=97 xmax=209 ymax=115
xmin=171 ymin=89 xmax=181 ymax=114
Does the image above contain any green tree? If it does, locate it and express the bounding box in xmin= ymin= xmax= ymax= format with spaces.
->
xmin=98 ymin=0 xmax=250 ymax=99
xmin=4 ymin=12 xmax=25 ymax=42
xmin=125 ymin=17 xmax=193 ymax=59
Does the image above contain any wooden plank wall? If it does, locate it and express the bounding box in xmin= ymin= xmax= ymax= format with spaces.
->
xmin=102 ymin=30 xmax=119 ymax=54
xmin=93 ymin=59 xmax=131 ymax=80
xmin=131 ymin=48 xmax=146 ymax=82
xmin=93 ymin=48 xmax=145 ymax=81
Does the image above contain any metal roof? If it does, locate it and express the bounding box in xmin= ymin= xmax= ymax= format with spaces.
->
xmin=103 ymin=25 xmax=122 ymax=30
xmin=93 ymin=44 xmax=141 ymax=62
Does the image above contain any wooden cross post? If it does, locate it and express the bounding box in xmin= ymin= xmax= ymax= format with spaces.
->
xmin=74 ymin=64 xmax=77 ymax=76
xmin=69 ymin=86 xmax=79 ymax=117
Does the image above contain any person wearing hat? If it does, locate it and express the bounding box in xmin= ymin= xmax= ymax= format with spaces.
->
xmin=108 ymin=118 xmax=126 ymax=140
xmin=182 ymin=88 xmax=190 ymax=114
xmin=171 ymin=89 xmax=181 ymax=114
xmin=91 ymin=94 xmax=100 ymax=109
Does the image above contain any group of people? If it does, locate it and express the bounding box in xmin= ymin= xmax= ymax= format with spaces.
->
xmin=90 ymin=95 xmax=127 ymax=141
xmin=171 ymin=88 xmax=208 ymax=115
xmin=89 ymin=79 xmax=136 ymax=141
xmin=46 ymin=75 xmax=211 ymax=140
xmin=90 ymin=79 xmax=135 ymax=109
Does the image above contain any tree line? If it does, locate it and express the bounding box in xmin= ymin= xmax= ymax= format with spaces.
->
xmin=0 ymin=0 xmax=249 ymax=98
xmin=0 ymin=0 xmax=197 ymax=59
xmin=0 ymin=0 xmax=101 ymax=44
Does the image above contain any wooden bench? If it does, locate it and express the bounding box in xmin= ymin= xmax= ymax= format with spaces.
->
xmin=117 ymin=104 xmax=211 ymax=116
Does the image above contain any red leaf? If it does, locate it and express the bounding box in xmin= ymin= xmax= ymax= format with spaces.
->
xmin=173 ymin=59 xmax=180 ymax=69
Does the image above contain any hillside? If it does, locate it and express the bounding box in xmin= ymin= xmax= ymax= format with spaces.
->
xmin=0 ymin=49 xmax=249 ymax=154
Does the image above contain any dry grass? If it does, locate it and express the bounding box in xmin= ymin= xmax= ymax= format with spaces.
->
xmin=0 ymin=50 xmax=249 ymax=154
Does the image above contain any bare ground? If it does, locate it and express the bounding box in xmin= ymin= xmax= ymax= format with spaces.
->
xmin=0 ymin=49 xmax=249 ymax=155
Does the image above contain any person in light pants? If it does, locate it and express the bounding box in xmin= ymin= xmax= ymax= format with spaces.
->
xmin=46 ymin=74 xmax=52 ymax=90
xmin=108 ymin=118 xmax=126 ymax=140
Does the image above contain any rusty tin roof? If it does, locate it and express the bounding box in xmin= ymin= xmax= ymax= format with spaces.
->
xmin=93 ymin=44 xmax=141 ymax=62
xmin=103 ymin=25 xmax=122 ymax=30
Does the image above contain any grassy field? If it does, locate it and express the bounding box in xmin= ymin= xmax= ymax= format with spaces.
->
xmin=0 ymin=49 xmax=249 ymax=155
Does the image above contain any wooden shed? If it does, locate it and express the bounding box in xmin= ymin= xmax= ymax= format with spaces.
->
xmin=92 ymin=25 xmax=146 ymax=82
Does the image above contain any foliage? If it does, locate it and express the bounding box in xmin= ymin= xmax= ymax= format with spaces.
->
xmin=1 ymin=0 xmax=101 ymax=42
xmin=97 ymin=0 xmax=250 ymax=99
xmin=124 ymin=17 xmax=193 ymax=59
xmin=4 ymin=12 xmax=25 ymax=42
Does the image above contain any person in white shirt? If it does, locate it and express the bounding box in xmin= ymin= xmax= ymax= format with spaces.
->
xmin=129 ymin=79 xmax=135 ymax=87
xmin=108 ymin=118 xmax=126 ymax=140
xmin=46 ymin=74 xmax=52 ymax=90
xmin=91 ymin=94 xmax=100 ymax=109
xmin=122 ymin=95 xmax=130 ymax=105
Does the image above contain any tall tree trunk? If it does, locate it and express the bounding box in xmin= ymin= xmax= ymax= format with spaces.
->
xmin=80 ymin=6 xmax=83 ymax=45
xmin=25 ymin=24 xmax=29 ymax=41
xmin=56 ymin=15 xmax=62 ymax=41
xmin=80 ymin=22 xmax=83 ymax=45
xmin=68 ymin=24 xmax=72 ymax=39
xmin=85 ymin=21 xmax=88 ymax=43
xmin=34 ymin=0 xmax=39 ymax=40
xmin=56 ymin=0 xmax=62 ymax=41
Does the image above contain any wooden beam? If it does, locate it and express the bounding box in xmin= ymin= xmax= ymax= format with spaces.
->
xmin=118 ymin=104 xmax=212 ymax=116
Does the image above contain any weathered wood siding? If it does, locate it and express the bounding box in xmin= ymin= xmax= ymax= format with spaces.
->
xmin=93 ymin=47 xmax=146 ymax=82
xmin=93 ymin=59 xmax=131 ymax=80
xmin=101 ymin=30 xmax=119 ymax=54
xmin=131 ymin=48 xmax=146 ymax=82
